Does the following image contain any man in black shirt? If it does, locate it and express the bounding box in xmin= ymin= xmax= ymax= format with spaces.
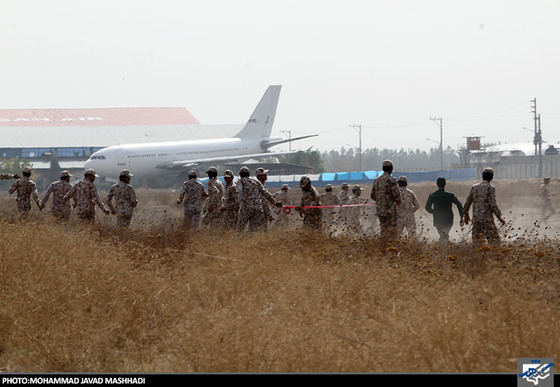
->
xmin=425 ymin=177 xmax=464 ymax=243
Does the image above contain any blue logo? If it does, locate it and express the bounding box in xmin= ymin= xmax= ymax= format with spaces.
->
xmin=518 ymin=358 xmax=554 ymax=386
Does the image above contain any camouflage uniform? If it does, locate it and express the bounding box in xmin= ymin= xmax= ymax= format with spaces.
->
xmin=177 ymin=172 xmax=207 ymax=229
xmin=320 ymin=184 xmax=340 ymax=229
xmin=256 ymin=168 xmax=273 ymax=230
xmin=337 ymin=183 xmax=350 ymax=227
xmin=539 ymin=176 xmax=555 ymax=222
xmin=41 ymin=171 xmax=74 ymax=221
xmin=221 ymin=170 xmax=239 ymax=229
xmin=298 ymin=176 xmax=322 ymax=230
xmin=346 ymin=185 xmax=365 ymax=235
xmin=463 ymin=168 xmax=505 ymax=245
xmin=235 ymin=167 xmax=279 ymax=232
xmin=107 ymin=170 xmax=138 ymax=229
xmin=63 ymin=169 xmax=109 ymax=223
xmin=396 ymin=177 xmax=420 ymax=237
xmin=272 ymin=184 xmax=290 ymax=226
xmin=9 ymin=170 xmax=41 ymax=219
xmin=370 ymin=161 xmax=401 ymax=247
xmin=202 ymin=172 xmax=224 ymax=228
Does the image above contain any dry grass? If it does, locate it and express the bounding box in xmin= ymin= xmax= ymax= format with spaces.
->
xmin=0 ymin=179 xmax=558 ymax=373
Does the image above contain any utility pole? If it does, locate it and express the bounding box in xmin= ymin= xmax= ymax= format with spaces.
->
xmin=430 ymin=117 xmax=444 ymax=170
xmin=531 ymin=98 xmax=542 ymax=177
xmin=281 ymin=130 xmax=292 ymax=151
xmin=350 ymin=124 xmax=362 ymax=171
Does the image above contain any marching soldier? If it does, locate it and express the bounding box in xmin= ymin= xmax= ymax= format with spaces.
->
xmin=256 ymin=167 xmax=273 ymax=230
xmin=337 ymin=182 xmax=350 ymax=228
xmin=235 ymin=166 xmax=281 ymax=232
xmin=62 ymin=169 xmax=110 ymax=223
xmin=539 ymin=176 xmax=555 ymax=223
xmin=9 ymin=167 xmax=42 ymax=219
xmin=202 ymin=166 xmax=224 ymax=229
xmin=272 ymin=184 xmax=291 ymax=227
xmin=370 ymin=160 xmax=401 ymax=249
xmin=463 ymin=167 xmax=506 ymax=245
xmin=298 ymin=176 xmax=322 ymax=231
xmin=177 ymin=170 xmax=208 ymax=230
xmin=346 ymin=184 xmax=365 ymax=235
xmin=106 ymin=169 xmax=138 ymax=229
xmin=41 ymin=170 xmax=74 ymax=221
xmin=396 ymin=176 xmax=420 ymax=238
xmin=221 ymin=169 xmax=239 ymax=229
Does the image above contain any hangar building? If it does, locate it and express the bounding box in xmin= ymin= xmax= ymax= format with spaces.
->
xmin=0 ymin=107 xmax=241 ymax=174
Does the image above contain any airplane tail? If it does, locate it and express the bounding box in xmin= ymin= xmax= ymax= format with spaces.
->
xmin=234 ymin=85 xmax=281 ymax=138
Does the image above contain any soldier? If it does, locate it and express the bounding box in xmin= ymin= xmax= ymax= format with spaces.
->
xmin=235 ymin=166 xmax=281 ymax=232
xmin=62 ymin=169 xmax=110 ymax=223
xmin=272 ymin=184 xmax=291 ymax=227
xmin=396 ymin=176 xmax=420 ymax=238
xmin=539 ymin=176 xmax=555 ymax=223
xmin=256 ymin=167 xmax=273 ymax=230
xmin=41 ymin=170 xmax=75 ymax=221
xmin=221 ymin=169 xmax=239 ymax=229
xmin=370 ymin=160 xmax=401 ymax=249
xmin=337 ymin=182 xmax=350 ymax=228
xmin=202 ymin=166 xmax=224 ymax=229
xmin=425 ymin=177 xmax=464 ymax=243
xmin=9 ymin=167 xmax=42 ymax=219
xmin=106 ymin=169 xmax=138 ymax=229
xmin=346 ymin=185 xmax=366 ymax=235
xmin=177 ymin=170 xmax=208 ymax=230
xmin=320 ymin=184 xmax=340 ymax=231
xmin=298 ymin=176 xmax=323 ymax=230
xmin=463 ymin=167 xmax=506 ymax=245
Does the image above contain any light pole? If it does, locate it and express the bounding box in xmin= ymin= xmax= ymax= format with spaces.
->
xmin=350 ymin=124 xmax=362 ymax=171
xmin=430 ymin=117 xmax=443 ymax=170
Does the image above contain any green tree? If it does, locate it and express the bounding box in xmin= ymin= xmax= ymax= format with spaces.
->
xmin=281 ymin=151 xmax=325 ymax=173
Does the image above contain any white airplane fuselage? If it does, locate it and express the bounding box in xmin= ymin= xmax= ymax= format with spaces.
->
xmin=84 ymin=136 xmax=265 ymax=179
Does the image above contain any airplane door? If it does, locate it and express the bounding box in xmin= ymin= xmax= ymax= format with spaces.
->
xmin=116 ymin=149 xmax=127 ymax=166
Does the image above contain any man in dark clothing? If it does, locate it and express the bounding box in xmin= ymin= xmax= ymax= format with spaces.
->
xmin=425 ymin=177 xmax=464 ymax=243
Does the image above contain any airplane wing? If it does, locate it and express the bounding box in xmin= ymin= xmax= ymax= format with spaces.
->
xmin=155 ymin=150 xmax=305 ymax=170
xmin=260 ymin=134 xmax=318 ymax=150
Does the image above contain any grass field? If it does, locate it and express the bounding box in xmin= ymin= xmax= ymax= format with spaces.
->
xmin=0 ymin=178 xmax=558 ymax=373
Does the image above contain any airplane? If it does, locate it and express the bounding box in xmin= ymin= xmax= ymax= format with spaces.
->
xmin=83 ymin=85 xmax=317 ymax=181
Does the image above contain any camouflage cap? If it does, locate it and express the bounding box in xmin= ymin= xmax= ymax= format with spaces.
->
xmin=22 ymin=167 xmax=32 ymax=174
xmin=299 ymin=176 xmax=311 ymax=187
xmin=382 ymin=160 xmax=393 ymax=167
xmin=223 ymin=170 xmax=234 ymax=178
xmin=325 ymin=184 xmax=333 ymax=190
xmin=352 ymin=184 xmax=361 ymax=191
xmin=206 ymin=166 xmax=218 ymax=174
xmin=85 ymin=169 xmax=99 ymax=177
xmin=239 ymin=166 xmax=250 ymax=175
xmin=544 ymin=176 xmax=551 ymax=180
xmin=255 ymin=167 xmax=269 ymax=176
xmin=341 ymin=182 xmax=349 ymax=188
xmin=120 ymin=169 xmax=133 ymax=177
xmin=483 ymin=167 xmax=494 ymax=174
xmin=281 ymin=184 xmax=289 ymax=190
xmin=188 ymin=170 xmax=197 ymax=178
xmin=398 ymin=176 xmax=407 ymax=182
xmin=60 ymin=170 xmax=72 ymax=178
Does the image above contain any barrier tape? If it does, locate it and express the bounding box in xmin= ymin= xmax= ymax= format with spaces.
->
xmin=282 ymin=202 xmax=377 ymax=215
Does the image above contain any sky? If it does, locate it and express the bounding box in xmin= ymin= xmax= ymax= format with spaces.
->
xmin=1 ymin=0 xmax=560 ymax=153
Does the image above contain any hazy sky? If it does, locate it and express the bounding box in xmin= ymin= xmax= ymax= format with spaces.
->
xmin=1 ymin=0 xmax=559 ymax=153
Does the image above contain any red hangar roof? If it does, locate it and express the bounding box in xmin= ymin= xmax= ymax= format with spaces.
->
xmin=0 ymin=107 xmax=201 ymax=127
